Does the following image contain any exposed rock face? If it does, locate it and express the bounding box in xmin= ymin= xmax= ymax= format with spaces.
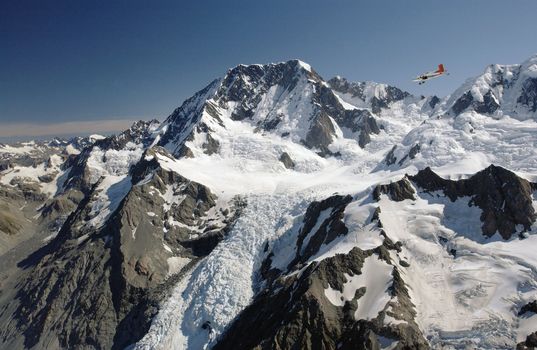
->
xmin=451 ymin=90 xmax=500 ymax=116
xmin=94 ymin=120 xmax=160 ymax=150
xmin=410 ymin=165 xmax=536 ymax=239
xmin=156 ymin=80 xmax=221 ymax=156
xmin=372 ymin=165 xmax=537 ymax=239
xmin=0 ymin=161 xmax=10 ymax=172
xmin=428 ymin=95 xmax=440 ymax=109
xmin=216 ymin=60 xmax=315 ymax=122
xmin=333 ymin=109 xmax=380 ymax=148
xmin=215 ymin=195 xmax=428 ymax=350
xmin=384 ymin=146 xmax=397 ymax=166
xmin=311 ymin=81 xmax=381 ymax=151
xmin=391 ymin=144 xmax=421 ymax=167
xmin=202 ymin=133 xmax=220 ymax=155
xmin=290 ymin=195 xmax=353 ymax=267
xmin=474 ymin=90 xmax=500 ymax=114
xmin=373 ymin=178 xmax=415 ymax=202
xmin=328 ymin=76 xmax=410 ymax=114
xmin=518 ymin=78 xmax=537 ymax=112
xmin=1 ymin=147 xmax=242 ymax=350
xmin=518 ymin=332 xmax=537 ymax=350
xmin=279 ymin=152 xmax=295 ymax=169
xmin=40 ymin=189 xmax=84 ymax=231
xmin=0 ymin=149 xmax=76 ymax=254
xmin=59 ymin=120 xmax=158 ymax=195
xmin=303 ymin=113 xmax=337 ymax=154
xmin=451 ymin=91 xmax=474 ymax=116
xmin=408 ymin=144 xmax=421 ymax=160
xmin=519 ymin=300 xmax=537 ymax=315
xmin=0 ymin=205 xmax=23 ymax=235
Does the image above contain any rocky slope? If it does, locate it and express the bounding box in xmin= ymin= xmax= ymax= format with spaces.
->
xmin=1 ymin=56 xmax=537 ymax=350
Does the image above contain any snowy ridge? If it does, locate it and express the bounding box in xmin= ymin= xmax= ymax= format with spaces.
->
xmin=437 ymin=54 xmax=537 ymax=120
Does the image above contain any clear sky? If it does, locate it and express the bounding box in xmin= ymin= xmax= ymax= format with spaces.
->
xmin=1 ymin=0 xmax=536 ymax=138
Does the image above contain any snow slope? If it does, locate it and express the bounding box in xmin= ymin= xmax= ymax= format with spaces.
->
xmin=378 ymin=190 xmax=537 ymax=348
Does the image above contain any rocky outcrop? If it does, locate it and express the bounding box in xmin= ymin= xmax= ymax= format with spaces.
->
xmin=333 ymin=109 xmax=380 ymax=148
xmin=40 ymin=189 xmax=84 ymax=231
xmin=372 ymin=165 xmax=537 ymax=239
xmin=383 ymin=143 xmax=421 ymax=168
xmin=312 ymin=81 xmax=381 ymax=150
xmin=384 ymin=146 xmax=397 ymax=166
xmin=373 ymin=178 xmax=416 ymax=202
xmin=395 ymin=144 xmax=420 ymax=166
xmin=157 ymin=80 xmax=221 ymax=156
xmin=474 ymin=90 xmax=500 ymax=114
xmin=519 ymin=300 xmax=537 ymax=316
xmin=328 ymin=76 xmax=410 ymax=114
xmin=279 ymin=152 xmax=295 ymax=169
xmin=518 ymin=298 xmax=537 ymax=347
xmin=59 ymin=120 xmax=159 ymax=195
xmin=451 ymin=91 xmax=474 ymax=115
xmin=451 ymin=90 xmax=500 ymax=116
xmin=442 ymin=56 xmax=537 ymax=119
xmin=410 ymin=165 xmax=537 ymax=239
xmin=428 ymin=95 xmax=440 ymax=109
xmin=202 ymin=133 xmax=220 ymax=155
xmin=517 ymin=332 xmax=537 ymax=350
xmin=0 ymin=206 xmax=22 ymax=235
xmin=216 ymin=60 xmax=320 ymax=122
xmin=303 ymin=114 xmax=337 ymax=155
xmin=94 ymin=120 xmax=159 ymax=151
xmin=289 ymin=195 xmax=352 ymax=268
xmin=517 ymin=77 xmax=537 ymax=112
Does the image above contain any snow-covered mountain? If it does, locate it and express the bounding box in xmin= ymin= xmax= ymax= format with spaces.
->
xmin=1 ymin=56 xmax=537 ymax=350
xmin=438 ymin=55 xmax=537 ymax=119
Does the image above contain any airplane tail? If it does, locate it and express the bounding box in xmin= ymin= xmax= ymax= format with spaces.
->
xmin=437 ymin=64 xmax=445 ymax=73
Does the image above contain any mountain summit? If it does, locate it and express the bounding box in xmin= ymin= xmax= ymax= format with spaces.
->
xmin=439 ymin=54 xmax=537 ymax=118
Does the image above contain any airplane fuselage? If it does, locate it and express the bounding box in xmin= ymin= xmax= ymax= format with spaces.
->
xmin=413 ymin=64 xmax=446 ymax=84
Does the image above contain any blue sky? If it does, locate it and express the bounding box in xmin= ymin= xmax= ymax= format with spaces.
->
xmin=1 ymin=0 xmax=536 ymax=137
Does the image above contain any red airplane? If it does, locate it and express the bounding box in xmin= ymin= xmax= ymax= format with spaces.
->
xmin=413 ymin=64 xmax=448 ymax=85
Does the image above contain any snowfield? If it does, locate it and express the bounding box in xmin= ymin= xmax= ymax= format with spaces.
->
xmin=324 ymin=254 xmax=393 ymax=321
xmin=378 ymin=191 xmax=537 ymax=348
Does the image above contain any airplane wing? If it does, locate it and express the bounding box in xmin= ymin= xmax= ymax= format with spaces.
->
xmin=413 ymin=64 xmax=447 ymax=83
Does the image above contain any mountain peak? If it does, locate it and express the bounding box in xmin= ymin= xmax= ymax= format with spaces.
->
xmin=439 ymin=55 xmax=537 ymax=119
xmin=228 ymin=59 xmax=314 ymax=77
